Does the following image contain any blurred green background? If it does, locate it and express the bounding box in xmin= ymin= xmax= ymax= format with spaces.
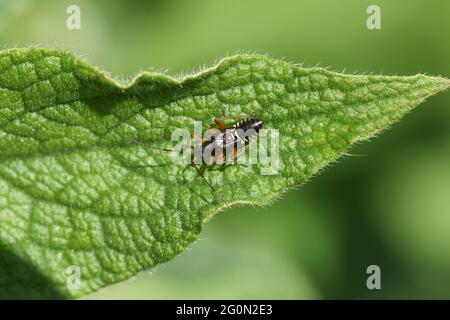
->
xmin=1 ymin=0 xmax=449 ymax=299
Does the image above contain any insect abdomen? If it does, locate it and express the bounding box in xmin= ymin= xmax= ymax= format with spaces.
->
xmin=234 ymin=117 xmax=264 ymax=142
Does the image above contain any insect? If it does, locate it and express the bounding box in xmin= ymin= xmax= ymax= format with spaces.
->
xmin=197 ymin=116 xmax=264 ymax=167
xmin=132 ymin=115 xmax=264 ymax=200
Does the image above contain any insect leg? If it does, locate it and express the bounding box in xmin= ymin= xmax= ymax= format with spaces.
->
xmin=192 ymin=164 xmax=216 ymax=192
xmin=192 ymin=164 xmax=230 ymax=208
xmin=132 ymin=139 xmax=230 ymax=208
xmin=191 ymin=133 xmax=203 ymax=143
xmin=205 ymin=115 xmax=242 ymax=131
xmin=218 ymin=115 xmax=245 ymax=130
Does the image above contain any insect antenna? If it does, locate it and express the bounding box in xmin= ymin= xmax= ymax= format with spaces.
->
xmin=130 ymin=138 xmax=176 ymax=152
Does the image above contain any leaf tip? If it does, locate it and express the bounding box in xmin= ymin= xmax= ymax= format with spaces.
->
xmin=424 ymin=75 xmax=450 ymax=93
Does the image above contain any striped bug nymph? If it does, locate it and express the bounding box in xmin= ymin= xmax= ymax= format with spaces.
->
xmin=132 ymin=115 xmax=264 ymax=202
xmin=199 ymin=117 xmax=264 ymax=165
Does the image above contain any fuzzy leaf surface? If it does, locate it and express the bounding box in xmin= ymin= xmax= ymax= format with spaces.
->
xmin=0 ymin=48 xmax=448 ymax=298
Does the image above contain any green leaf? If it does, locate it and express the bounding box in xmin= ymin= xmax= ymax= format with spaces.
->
xmin=0 ymin=48 xmax=448 ymax=299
